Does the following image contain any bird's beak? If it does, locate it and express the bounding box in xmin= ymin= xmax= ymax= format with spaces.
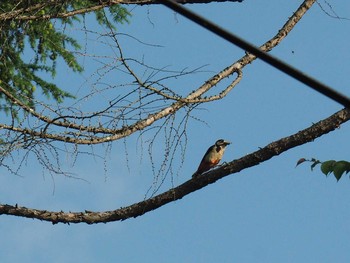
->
xmin=224 ymin=141 xmax=231 ymax=145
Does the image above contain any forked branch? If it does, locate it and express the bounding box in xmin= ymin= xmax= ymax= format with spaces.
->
xmin=0 ymin=0 xmax=316 ymax=145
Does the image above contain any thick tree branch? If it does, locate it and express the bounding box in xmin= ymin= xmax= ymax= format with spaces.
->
xmin=1 ymin=108 xmax=349 ymax=224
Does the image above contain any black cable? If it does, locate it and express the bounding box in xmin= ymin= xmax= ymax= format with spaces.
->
xmin=160 ymin=0 xmax=350 ymax=108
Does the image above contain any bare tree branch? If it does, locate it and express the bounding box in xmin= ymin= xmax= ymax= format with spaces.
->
xmin=0 ymin=0 xmax=316 ymax=146
xmin=1 ymin=108 xmax=348 ymax=224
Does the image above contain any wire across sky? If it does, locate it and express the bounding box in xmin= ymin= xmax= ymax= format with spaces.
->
xmin=160 ymin=0 xmax=350 ymax=108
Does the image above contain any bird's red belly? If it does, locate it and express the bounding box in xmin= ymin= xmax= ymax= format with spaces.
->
xmin=210 ymin=159 xmax=219 ymax=165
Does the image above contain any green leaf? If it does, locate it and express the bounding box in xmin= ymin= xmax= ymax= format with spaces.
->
xmin=333 ymin=161 xmax=350 ymax=181
xmin=320 ymin=160 xmax=336 ymax=176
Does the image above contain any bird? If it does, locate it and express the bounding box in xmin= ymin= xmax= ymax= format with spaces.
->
xmin=192 ymin=139 xmax=231 ymax=178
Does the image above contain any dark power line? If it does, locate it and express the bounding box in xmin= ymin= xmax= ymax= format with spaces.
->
xmin=160 ymin=0 xmax=350 ymax=108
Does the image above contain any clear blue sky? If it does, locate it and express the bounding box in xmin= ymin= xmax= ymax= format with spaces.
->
xmin=1 ymin=1 xmax=350 ymax=262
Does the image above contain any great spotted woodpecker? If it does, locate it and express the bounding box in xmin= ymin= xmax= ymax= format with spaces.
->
xmin=192 ymin=139 xmax=231 ymax=177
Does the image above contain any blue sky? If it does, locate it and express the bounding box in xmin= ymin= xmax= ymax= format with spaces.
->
xmin=1 ymin=0 xmax=350 ymax=262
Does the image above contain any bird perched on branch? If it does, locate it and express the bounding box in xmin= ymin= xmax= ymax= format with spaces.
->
xmin=192 ymin=139 xmax=231 ymax=178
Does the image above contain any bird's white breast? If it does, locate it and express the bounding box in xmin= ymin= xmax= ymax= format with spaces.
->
xmin=204 ymin=145 xmax=226 ymax=163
